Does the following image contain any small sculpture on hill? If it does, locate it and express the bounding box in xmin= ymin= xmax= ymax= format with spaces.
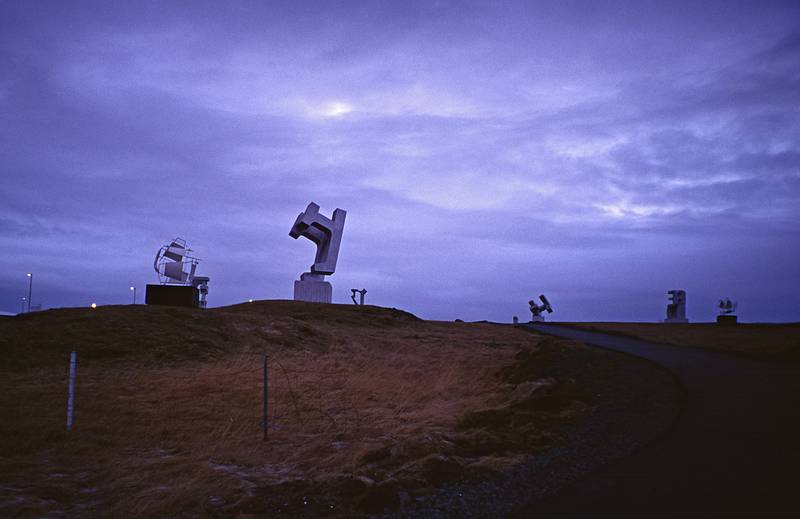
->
xmin=716 ymin=298 xmax=738 ymax=325
xmin=351 ymin=288 xmax=367 ymax=305
xmin=663 ymin=290 xmax=688 ymax=323
xmin=529 ymin=294 xmax=553 ymax=322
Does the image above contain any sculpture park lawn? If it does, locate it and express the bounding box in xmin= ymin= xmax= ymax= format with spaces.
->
xmin=0 ymin=301 xmax=672 ymax=517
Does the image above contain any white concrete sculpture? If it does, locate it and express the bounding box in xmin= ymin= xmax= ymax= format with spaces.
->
xmin=289 ymin=202 xmax=347 ymax=303
xmin=664 ymin=290 xmax=688 ymax=323
xmin=351 ymin=288 xmax=367 ymax=305
xmin=529 ymin=294 xmax=553 ymax=322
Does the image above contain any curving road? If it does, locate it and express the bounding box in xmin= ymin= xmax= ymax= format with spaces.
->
xmin=512 ymin=324 xmax=800 ymax=518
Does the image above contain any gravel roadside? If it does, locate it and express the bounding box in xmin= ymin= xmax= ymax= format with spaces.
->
xmin=382 ymin=331 xmax=685 ymax=518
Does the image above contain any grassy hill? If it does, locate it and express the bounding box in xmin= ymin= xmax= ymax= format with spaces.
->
xmin=0 ymin=302 xmax=678 ymax=517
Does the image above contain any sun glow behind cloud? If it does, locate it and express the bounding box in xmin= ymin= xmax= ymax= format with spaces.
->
xmin=315 ymin=100 xmax=354 ymax=118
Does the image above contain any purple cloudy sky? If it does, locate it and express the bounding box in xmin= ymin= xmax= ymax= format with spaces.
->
xmin=1 ymin=1 xmax=798 ymax=322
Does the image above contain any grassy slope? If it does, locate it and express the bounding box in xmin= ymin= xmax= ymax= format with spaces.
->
xmin=557 ymin=322 xmax=800 ymax=360
xmin=1 ymin=302 xmax=654 ymax=517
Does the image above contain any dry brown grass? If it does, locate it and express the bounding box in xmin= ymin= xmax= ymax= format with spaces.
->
xmin=560 ymin=322 xmax=800 ymax=359
xmin=1 ymin=302 xmax=600 ymax=517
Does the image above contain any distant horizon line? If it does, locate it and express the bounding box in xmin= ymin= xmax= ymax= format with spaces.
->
xmin=2 ymin=302 xmax=797 ymax=325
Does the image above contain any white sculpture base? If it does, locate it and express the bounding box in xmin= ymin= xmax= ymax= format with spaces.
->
xmin=294 ymin=273 xmax=332 ymax=303
xmin=530 ymin=315 xmax=545 ymax=323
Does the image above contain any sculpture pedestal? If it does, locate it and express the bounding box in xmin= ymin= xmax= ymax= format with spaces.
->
xmin=294 ymin=273 xmax=332 ymax=303
xmin=717 ymin=315 xmax=737 ymax=325
xmin=146 ymin=284 xmax=199 ymax=307
xmin=663 ymin=318 xmax=688 ymax=323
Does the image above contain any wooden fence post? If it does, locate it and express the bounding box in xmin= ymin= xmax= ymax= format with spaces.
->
xmin=66 ymin=351 xmax=77 ymax=430
xmin=263 ymin=353 xmax=269 ymax=441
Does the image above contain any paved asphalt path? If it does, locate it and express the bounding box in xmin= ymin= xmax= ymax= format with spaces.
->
xmin=511 ymin=324 xmax=800 ymax=518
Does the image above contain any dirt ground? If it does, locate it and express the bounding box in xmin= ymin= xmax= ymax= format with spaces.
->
xmin=558 ymin=322 xmax=800 ymax=360
xmin=1 ymin=302 xmax=664 ymax=517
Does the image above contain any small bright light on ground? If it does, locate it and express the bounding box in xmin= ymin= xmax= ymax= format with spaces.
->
xmin=248 ymin=299 xmax=254 ymax=303
xmin=91 ymin=303 xmax=97 ymax=309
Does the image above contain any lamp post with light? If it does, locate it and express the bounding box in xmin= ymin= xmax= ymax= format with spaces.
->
xmin=26 ymin=273 xmax=32 ymax=313
xmin=20 ymin=297 xmax=26 ymax=314
xmin=130 ymin=286 xmax=137 ymax=304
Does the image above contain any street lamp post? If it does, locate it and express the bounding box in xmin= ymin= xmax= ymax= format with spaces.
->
xmin=26 ymin=273 xmax=32 ymax=313
xmin=20 ymin=297 xmax=26 ymax=314
xmin=130 ymin=286 xmax=136 ymax=304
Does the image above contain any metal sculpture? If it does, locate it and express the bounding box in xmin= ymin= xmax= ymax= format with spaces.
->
xmin=529 ymin=294 xmax=553 ymax=322
xmin=717 ymin=298 xmax=738 ymax=315
xmin=351 ymin=288 xmax=367 ymax=305
xmin=149 ymin=237 xmax=210 ymax=308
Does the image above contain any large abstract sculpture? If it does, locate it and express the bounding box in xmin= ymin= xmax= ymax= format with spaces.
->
xmin=664 ymin=290 xmax=688 ymax=323
xmin=289 ymin=202 xmax=346 ymax=303
xmin=529 ymin=294 xmax=553 ymax=322
xmin=146 ymin=237 xmax=210 ymax=308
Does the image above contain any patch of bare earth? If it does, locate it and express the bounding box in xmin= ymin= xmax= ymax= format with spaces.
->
xmin=1 ymin=302 xmax=673 ymax=517
xmin=560 ymin=322 xmax=800 ymax=360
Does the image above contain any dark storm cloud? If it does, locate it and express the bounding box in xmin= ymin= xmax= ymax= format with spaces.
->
xmin=1 ymin=1 xmax=798 ymax=321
